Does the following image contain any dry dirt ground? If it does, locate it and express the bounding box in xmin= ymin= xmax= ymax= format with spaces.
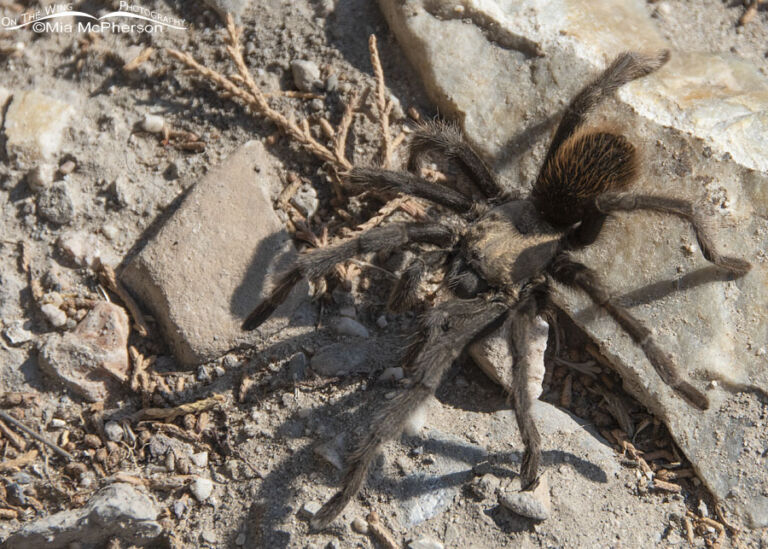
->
xmin=0 ymin=1 xmax=767 ymax=548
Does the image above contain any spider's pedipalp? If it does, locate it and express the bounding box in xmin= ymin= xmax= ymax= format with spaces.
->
xmin=534 ymin=131 xmax=638 ymax=227
xmin=545 ymin=50 xmax=670 ymax=161
xmin=349 ymin=167 xmax=473 ymax=213
xmin=595 ymin=192 xmax=752 ymax=275
xmin=549 ymin=254 xmax=710 ymax=410
xmin=408 ymin=119 xmax=505 ymax=199
xmin=310 ymin=298 xmax=509 ymax=530
xmin=242 ymin=222 xmax=456 ymax=330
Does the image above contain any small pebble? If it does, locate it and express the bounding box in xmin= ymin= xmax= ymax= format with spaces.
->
xmin=197 ymin=365 xmax=211 ymax=382
xmin=288 ymin=352 xmax=308 ymax=380
xmin=379 ymin=367 xmax=404 ymax=383
xmin=314 ymin=434 xmax=345 ymax=470
xmin=191 ymin=451 xmax=209 ymax=468
xmin=351 ymin=517 xmax=369 ymax=534
xmin=190 ymin=477 xmax=214 ymax=502
xmin=83 ymin=434 xmax=102 ymax=448
xmin=300 ymin=501 xmax=322 ymax=518
xmin=325 ymin=73 xmax=338 ymax=92
xmin=27 ymin=164 xmax=55 ymax=192
xmin=101 ymin=223 xmax=120 ymax=241
xmin=142 ymin=113 xmax=165 ymax=133
xmin=376 ymin=315 xmax=388 ymax=328
xmin=3 ymin=321 xmax=33 ymax=346
xmin=235 ymin=533 xmax=246 ymax=546
xmin=37 ymin=182 xmax=75 ymax=225
xmin=41 ymin=304 xmax=67 ymax=328
xmin=213 ymin=365 xmax=226 ymax=377
xmin=408 ymin=538 xmax=444 ymax=549
xmin=59 ymin=160 xmax=76 ymax=175
xmin=339 ymin=305 xmax=356 ymax=318
xmin=291 ymin=59 xmax=322 ymax=92
xmin=334 ymin=317 xmax=369 ymax=338
xmin=499 ymin=474 xmax=551 ymax=521
xmin=49 ymin=418 xmax=66 ymax=429
xmin=173 ymin=500 xmax=187 ymax=518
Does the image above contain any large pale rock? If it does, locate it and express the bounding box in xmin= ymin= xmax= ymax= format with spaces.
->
xmin=3 ymin=90 xmax=74 ymax=169
xmin=380 ymin=0 xmax=768 ymax=527
xmin=121 ymin=141 xmax=307 ymax=366
xmin=2 ymin=483 xmax=162 ymax=548
xmin=39 ymin=302 xmax=130 ymax=402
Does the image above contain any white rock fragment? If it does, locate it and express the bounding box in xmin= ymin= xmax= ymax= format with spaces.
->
xmin=141 ymin=113 xmax=165 ymax=133
xmin=40 ymin=304 xmax=67 ymax=328
xmin=3 ymin=90 xmax=74 ymax=169
xmin=191 ymin=451 xmax=209 ymax=468
xmin=49 ymin=418 xmax=66 ymax=429
xmin=351 ymin=517 xmax=369 ymax=534
xmin=58 ymin=231 xmax=111 ymax=269
xmin=300 ymin=501 xmax=322 ymax=518
xmin=190 ymin=477 xmax=214 ymax=502
xmin=26 ymin=164 xmax=55 ymax=192
xmin=378 ymin=366 xmax=404 ymax=383
xmin=408 ymin=538 xmax=444 ymax=549
xmin=3 ymin=320 xmax=33 ymax=346
xmin=314 ymin=434 xmax=345 ymax=470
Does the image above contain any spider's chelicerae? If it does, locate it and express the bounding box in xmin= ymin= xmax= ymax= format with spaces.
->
xmin=243 ymin=50 xmax=751 ymax=529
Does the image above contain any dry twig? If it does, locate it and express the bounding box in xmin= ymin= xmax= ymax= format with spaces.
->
xmin=0 ymin=449 xmax=38 ymax=472
xmin=738 ymin=0 xmax=762 ymax=26
xmin=97 ymin=262 xmax=150 ymax=337
xmin=368 ymin=35 xmax=393 ymax=168
xmin=366 ymin=511 xmax=400 ymax=549
xmin=123 ymin=46 xmax=154 ymax=72
xmin=130 ymin=394 xmax=225 ymax=422
xmin=0 ymin=410 xmax=74 ymax=461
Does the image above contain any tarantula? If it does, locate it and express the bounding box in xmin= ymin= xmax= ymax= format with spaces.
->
xmin=243 ymin=50 xmax=751 ymax=529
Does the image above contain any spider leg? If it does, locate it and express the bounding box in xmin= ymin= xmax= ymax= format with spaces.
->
xmin=549 ymin=254 xmax=710 ymax=410
xmin=242 ymin=223 xmax=456 ymax=330
xmin=407 ymin=120 xmax=506 ymax=200
xmin=349 ymin=167 xmax=473 ymax=213
xmin=446 ymin=255 xmax=489 ymax=298
xmin=309 ymin=297 xmax=509 ymax=530
xmin=387 ymin=258 xmax=426 ymax=313
xmin=509 ymin=289 xmax=546 ymax=489
xmin=544 ymin=50 xmax=670 ymax=161
xmin=595 ymin=193 xmax=752 ymax=275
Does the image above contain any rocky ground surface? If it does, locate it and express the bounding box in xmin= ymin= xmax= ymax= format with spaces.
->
xmin=0 ymin=0 xmax=767 ymax=548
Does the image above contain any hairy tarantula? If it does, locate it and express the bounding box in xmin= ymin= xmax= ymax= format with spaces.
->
xmin=243 ymin=50 xmax=751 ymax=529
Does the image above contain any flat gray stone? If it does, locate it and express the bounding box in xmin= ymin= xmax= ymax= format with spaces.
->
xmin=380 ymin=0 xmax=768 ymax=527
xmin=121 ymin=141 xmax=307 ymax=366
xmin=2 ymin=483 xmax=161 ymax=548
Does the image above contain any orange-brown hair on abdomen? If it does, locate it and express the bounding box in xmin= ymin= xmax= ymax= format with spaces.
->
xmin=533 ymin=129 xmax=638 ymax=228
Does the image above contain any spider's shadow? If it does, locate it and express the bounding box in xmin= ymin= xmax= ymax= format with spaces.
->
xmin=236 ymin=363 xmax=610 ymax=548
xmin=569 ymin=265 xmax=740 ymax=325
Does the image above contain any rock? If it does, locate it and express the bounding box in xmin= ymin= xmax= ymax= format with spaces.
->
xmin=37 ymin=182 xmax=76 ymax=225
xmin=26 ymin=164 xmax=55 ymax=192
xmin=141 ymin=113 xmax=165 ymax=133
xmin=333 ymin=316 xmax=370 ymax=338
xmin=310 ymin=339 xmax=388 ymax=376
xmin=499 ymin=474 xmax=551 ymax=521
xmin=378 ymin=366 xmax=404 ymax=383
xmin=288 ymin=352 xmax=308 ymax=380
xmin=121 ymin=141 xmax=307 ymax=366
xmin=469 ymin=316 xmax=548 ymax=400
xmin=3 ymin=90 xmax=74 ymax=170
xmin=40 ymin=304 xmax=67 ymax=328
xmin=300 ymin=501 xmax=322 ymax=518
xmin=191 ymin=451 xmax=209 ymax=468
xmin=108 ymin=176 xmax=132 ymax=209
xmin=203 ymin=0 xmax=249 ymax=21
xmin=314 ymin=433 xmax=345 ymax=470
xmin=291 ymin=60 xmax=322 ymax=92
xmin=338 ymin=304 xmax=356 ymax=318
xmin=104 ymin=421 xmax=124 ymax=442
xmin=190 ymin=477 xmax=214 ymax=502
xmin=2 ymin=483 xmax=161 ymax=548
xmin=380 ymin=0 xmax=768 ymax=527
xmin=235 ymin=532 xmax=247 ymax=545
xmin=58 ymin=231 xmax=115 ymax=269
xmin=38 ymin=302 xmax=130 ymax=401
xmin=351 ymin=517 xmax=368 ymax=534
xmin=3 ymin=320 xmax=33 ymax=345
xmin=408 ymin=538 xmax=444 ymax=549
xmin=291 ymin=183 xmax=319 ymax=217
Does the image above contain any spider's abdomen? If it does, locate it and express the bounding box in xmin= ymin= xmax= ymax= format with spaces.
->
xmin=464 ymin=200 xmax=560 ymax=289
xmin=533 ymin=130 xmax=638 ymax=227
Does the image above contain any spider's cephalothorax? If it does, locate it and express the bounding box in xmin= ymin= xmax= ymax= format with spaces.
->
xmin=243 ymin=51 xmax=751 ymax=529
